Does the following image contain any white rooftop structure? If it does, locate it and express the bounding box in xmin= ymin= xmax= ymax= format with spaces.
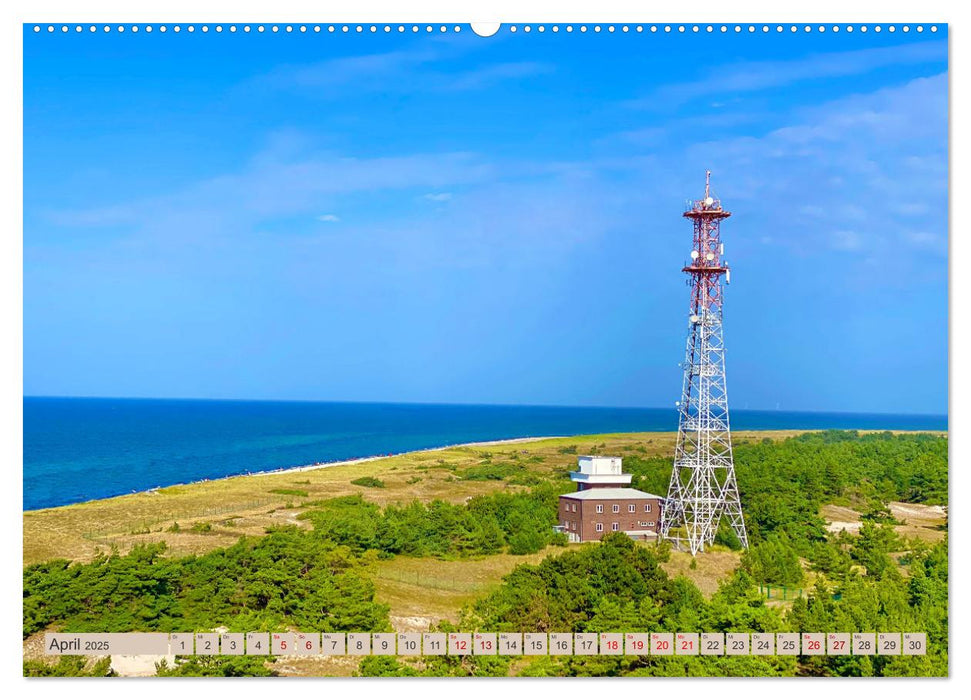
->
xmin=570 ymin=455 xmax=632 ymax=488
xmin=560 ymin=487 xmax=663 ymax=500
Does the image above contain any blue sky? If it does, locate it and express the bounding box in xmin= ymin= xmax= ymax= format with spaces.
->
xmin=24 ymin=26 xmax=948 ymax=414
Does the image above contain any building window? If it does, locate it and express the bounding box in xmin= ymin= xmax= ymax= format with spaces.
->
xmin=573 ymin=503 xmax=577 ymax=512
xmin=612 ymin=504 xmax=620 ymax=513
xmin=596 ymin=505 xmax=603 ymax=513
xmin=612 ymin=523 xmax=619 ymax=531
xmin=646 ymin=521 xmax=655 ymax=527
xmin=596 ymin=523 xmax=603 ymax=532
xmin=644 ymin=503 xmax=652 ymax=513
xmin=628 ymin=504 xmax=636 ymax=513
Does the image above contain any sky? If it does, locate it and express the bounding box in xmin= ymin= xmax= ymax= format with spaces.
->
xmin=23 ymin=25 xmax=948 ymax=414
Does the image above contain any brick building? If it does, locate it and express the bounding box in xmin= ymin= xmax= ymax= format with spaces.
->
xmin=556 ymin=456 xmax=663 ymax=543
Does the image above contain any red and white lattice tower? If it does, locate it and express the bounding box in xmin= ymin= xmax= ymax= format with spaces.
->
xmin=660 ymin=171 xmax=748 ymax=554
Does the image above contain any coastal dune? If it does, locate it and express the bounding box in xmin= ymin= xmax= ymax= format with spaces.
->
xmin=21 ymin=429 xmax=855 ymax=566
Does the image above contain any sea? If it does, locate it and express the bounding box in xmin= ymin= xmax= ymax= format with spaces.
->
xmin=22 ymin=397 xmax=947 ymax=511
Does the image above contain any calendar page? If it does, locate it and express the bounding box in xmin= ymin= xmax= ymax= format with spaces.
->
xmin=20 ymin=7 xmax=949 ymax=682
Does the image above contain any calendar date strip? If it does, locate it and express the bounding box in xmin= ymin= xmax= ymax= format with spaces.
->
xmin=43 ymin=631 xmax=927 ymax=657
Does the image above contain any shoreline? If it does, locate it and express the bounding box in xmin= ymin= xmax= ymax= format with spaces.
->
xmin=25 ymin=434 xmax=572 ymax=513
xmin=238 ymin=435 xmax=567 ymax=478
xmin=24 ymin=427 xmax=945 ymax=514
xmin=23 ymin=428 xmax=948 ymax=566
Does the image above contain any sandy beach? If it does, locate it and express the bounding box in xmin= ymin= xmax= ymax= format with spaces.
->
xmin=257 ymin=435 xmax=565 ymax=477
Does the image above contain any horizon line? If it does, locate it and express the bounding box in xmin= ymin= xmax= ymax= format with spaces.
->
xmin=23 ymin=394 xmax=948 ymax=419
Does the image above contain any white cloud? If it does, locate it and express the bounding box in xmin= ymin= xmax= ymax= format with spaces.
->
xmin=446 ymin=61 xmax=554 ymax=90
xmin=423 ymin=193 xmax=453 ymax=202
xmin=245 ymin=43 xmax=553 ymax=97
xmin=630 ymin=41 xmax=946 ymax=108
xmin=317 ymin=214 xmax=340 ymax=222
xmin=902 ymin=230 xmax=946 ymax=253
xmin=831 ymin=230 xmax=865 ymax=252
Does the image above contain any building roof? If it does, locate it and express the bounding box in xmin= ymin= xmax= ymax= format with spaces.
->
xmin=560 ymin=487 xmax=664 ymax=501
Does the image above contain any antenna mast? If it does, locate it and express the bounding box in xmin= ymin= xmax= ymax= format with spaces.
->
xmin=660 ymin=172 xmax=749 ymax=554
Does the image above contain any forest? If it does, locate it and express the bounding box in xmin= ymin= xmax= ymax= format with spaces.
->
xmin=23 ymin=430 xmax=948 ymax=677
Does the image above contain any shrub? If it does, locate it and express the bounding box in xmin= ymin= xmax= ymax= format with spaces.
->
xmin=351 ymin=476 xmax=386 ymax=488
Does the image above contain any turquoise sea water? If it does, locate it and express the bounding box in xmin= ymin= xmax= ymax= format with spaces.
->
xmin=23 ymin=397 xmax=947 ymax=510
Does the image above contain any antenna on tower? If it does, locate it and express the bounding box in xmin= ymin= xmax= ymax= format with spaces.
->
xmin=661 ymin=170 xmax=748 ymax=555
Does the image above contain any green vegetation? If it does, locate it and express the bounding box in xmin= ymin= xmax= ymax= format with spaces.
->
xmin=740 ymin=534 xmax=805 ymax=586
xmin=627 ymin=431 xmax=947 ymax=551
xmin=300 ymin=485 xmax=567 ymax=558
xmin=350 ymin=476 xmax=386 ymax=488
xmin=22 ymin=430 xmax=947 ymax=677
xmin=24 ymin=656 xmax=114 ymax=677
xmin=456 ymin=460 xmax=527 ymax=481
xmin=360 ymin=533 xmax=947 ymax=677
xmin=23 ymin=529 xmax=390 ymax=639
xmin=155 ymin=656 xmax=276 ymax=677
xmin=269 ymin=488 xmax=309 ymax=498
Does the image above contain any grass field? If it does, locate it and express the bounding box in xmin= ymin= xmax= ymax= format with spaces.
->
xmin=371 ymin=549 xmax=561 ymax=630
xmin=32 ymin=429 xmax=937 ymax=567
xmin=23 ymin=430 xmax=810 ymax=566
